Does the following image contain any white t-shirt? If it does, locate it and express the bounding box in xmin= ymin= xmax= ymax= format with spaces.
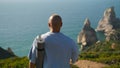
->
xmin=28 ymin=32 xmax=79 ymax=68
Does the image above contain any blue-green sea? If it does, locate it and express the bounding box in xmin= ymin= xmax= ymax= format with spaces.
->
xmin=0 ymin=0 xmax=120 ymax=56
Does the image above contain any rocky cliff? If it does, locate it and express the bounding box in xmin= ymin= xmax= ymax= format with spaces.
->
xmin=0 ymin=47 xmax=15 ymax=59
xmin=77 ymin=18 xmax=98 ymax=49
xmin=96 ymin=7 xmax=120 ymax=41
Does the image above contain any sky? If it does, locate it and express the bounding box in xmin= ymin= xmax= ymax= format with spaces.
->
xmin=0 ymin=0 xmax=48 ymax=3
xmin=0 ymin=0 xmax=69 ymax=3
xmin=0 ymin=0 xmax=40 ymax=2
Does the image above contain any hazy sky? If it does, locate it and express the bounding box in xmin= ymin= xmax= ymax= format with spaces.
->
xmin=0 ymin=0 xmax=70 ymax=3
xmin=0 ymin=0 xmax=50 ymax=3
xmin=1 ymin=0 xmax=40 ymax=2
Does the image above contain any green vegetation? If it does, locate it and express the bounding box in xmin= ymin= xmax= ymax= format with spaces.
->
xmin=71 ymin=65 xmax=79 ymax=68
xmin=0 ymin=57 xmax=29 ymax=68
xmin=79 ymin=40 xmax=120 ymax=68
xmin=0 ymin=57 xmax=78 ymax=68
xmin=0 ymin=40 xmax=120 ymax=68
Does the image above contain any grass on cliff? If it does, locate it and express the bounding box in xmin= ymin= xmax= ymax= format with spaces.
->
xmin=1 ymin=40 xmax=120 ymax=68
xmin=79 ymin=40 xmax=120 ymax=68
xmin=0 ymin=57 xmax=78 ymax=68
xmin=0 ymin=57 xmax=29 ymax=68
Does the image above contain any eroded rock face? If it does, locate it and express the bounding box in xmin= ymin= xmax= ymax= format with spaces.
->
xmin=7 ymin=47 xmax=15 ymax=55
xmin=96 ymin=7 xmax=120 ymax=41
xmin=0 ymin=47 xmax=15 ymax=59
xmin=77 ymin=18 xmax=98 ymax=49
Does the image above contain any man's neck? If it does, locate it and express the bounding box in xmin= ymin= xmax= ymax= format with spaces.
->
xmin=50 ymin=30 xmax=60 ymax=33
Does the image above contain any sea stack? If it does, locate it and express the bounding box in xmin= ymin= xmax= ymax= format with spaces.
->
xmin=77 ymin=18 xmax=98 ymax=49
xmin=96 ymin=6 xmax=120 ymax=41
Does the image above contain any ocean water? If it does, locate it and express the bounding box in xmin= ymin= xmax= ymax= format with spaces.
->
xmin=0 ymin=0 xmax=120 ymax=56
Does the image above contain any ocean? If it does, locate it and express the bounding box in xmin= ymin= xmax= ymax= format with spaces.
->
xmin=0 ymin=0 xmax=120 ymax=56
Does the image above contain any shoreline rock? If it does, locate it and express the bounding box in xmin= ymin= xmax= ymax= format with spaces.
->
xmin=96 ymin=6 xmax=120 ymax=41
xmin=0 ymin=47 xmax=16 ymax=59
xmin=77 ymin=18 xmax=98 ymax=50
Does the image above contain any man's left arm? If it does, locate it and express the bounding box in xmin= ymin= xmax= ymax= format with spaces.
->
xmin=71 ymin=42 xmax=79 ymax=63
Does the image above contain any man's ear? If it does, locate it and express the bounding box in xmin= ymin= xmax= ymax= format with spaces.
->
xmin=48 ymin=23 xmax=50 ymax=27
xmin=48 ymin=23 xmax=52 ymax=28
xmin=60 ymin=22 xmax=62 ymax=27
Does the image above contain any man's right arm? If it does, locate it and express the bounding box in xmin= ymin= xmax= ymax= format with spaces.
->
xmin=29 ymin=62 xmax=35 ymax=68
xmin=28 ymin=36 xmax=38 ymax=68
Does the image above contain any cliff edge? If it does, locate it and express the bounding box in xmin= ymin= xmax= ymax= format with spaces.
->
xmin=0 ymin=47 xmax=16 ymax=59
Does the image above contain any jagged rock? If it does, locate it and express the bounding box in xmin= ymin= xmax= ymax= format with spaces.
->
xmin=0 ymin=47 xmax=15 ymax=59
xmin=111 ymin=43 xmax=116 ymax=49
xmin=77 ymin=18 xmax=98 ymax=50
xmin=109 ymin=29 xmax=120 ymax=41
xmin=96 ymin=6 xmax=120 ymax=41
xmin=7 ymin=47 xmax=15 ymax=55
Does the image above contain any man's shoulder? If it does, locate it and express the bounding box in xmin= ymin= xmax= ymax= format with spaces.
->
xmin=39 ymin=32 xmax=75 ymax=42
xmin=34 ymin=32 xmax=49 ymax=40
xmin=60 ymin=33 xmax=75 ymax=43
xmin=40 ymin=32 xmax=51 ymax=39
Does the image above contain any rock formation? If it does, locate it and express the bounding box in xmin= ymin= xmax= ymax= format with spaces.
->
xmin=77 ymin=18 xmax=98 ymax=50
xmin=0 ymin=47 xmax=15 ymax=59
xmin=96 ymin=6 xmax=120 ymax=41
xmin=7 ymin=47 xmax=15 ymax=55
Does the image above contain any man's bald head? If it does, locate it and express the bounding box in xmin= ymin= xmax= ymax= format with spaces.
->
xmin=49 ymin=14 xmax=62 ymax=24
xmin=48 ymin=14 xmax=62 ymax=32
